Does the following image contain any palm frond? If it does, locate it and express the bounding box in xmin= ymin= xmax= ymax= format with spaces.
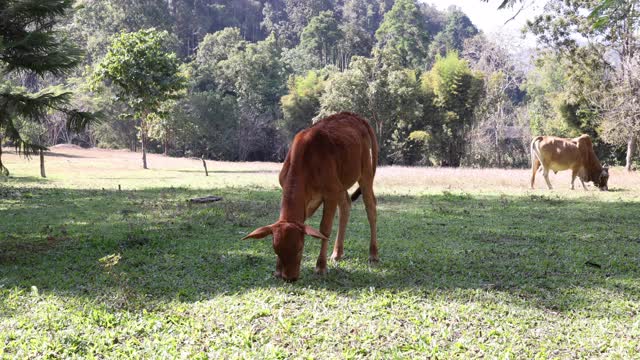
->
xmin=1 ymin=0 xmax=82 ymax=76
xmin=0 ymin=88 xmax=73 ymax=123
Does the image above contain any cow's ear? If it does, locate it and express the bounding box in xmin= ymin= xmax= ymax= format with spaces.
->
xmin=303 ymin=225 xmax=328 ymax=240
xmin=242 ymin=225 xmax=273 ymax=240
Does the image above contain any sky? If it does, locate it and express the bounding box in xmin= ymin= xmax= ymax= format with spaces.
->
xmin=424 ymin=0 xmax=544 ymax=47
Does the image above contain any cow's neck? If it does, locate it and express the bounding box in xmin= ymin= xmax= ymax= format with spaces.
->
xmin=586 ymin=153 xmax=602 ymax=182
xmin=588 ymin=162 xmax=603 ymax=182
xmin=279 ymin=164 xmax=307 ymax=224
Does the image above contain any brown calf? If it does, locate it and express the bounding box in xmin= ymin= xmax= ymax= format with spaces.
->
xmin=243 ymin=112 xmax=379 ymax=281
xmin=530 ymin=135 xmax=609 ymax=190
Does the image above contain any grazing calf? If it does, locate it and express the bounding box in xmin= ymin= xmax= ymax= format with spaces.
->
xmin=243 ymin=112 xmax=379 ymax=281
xmin=531 ymin=135 xmax=609 ymax=191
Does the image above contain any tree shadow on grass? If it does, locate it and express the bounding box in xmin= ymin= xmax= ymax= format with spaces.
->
xmin=0 ymin=175 xmax=48 ymax=186
xmin=1 ymin=186 xmax=639 ymax=315
xmin=44 ymin=151 xmax=90 ymax=159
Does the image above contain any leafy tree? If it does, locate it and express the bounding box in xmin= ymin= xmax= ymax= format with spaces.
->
xmin=299 ymin=11 xmax=343 ymax=67
xmin=428 ymin=7 xmax=478 ymax=60
xmin=374 ymin=0 xmax=430 ymax=69
xmin=262 ymin=0 xmax=335 ymax=47
xmin=589 ymin=0 xmax=640 ymax=169
xmin=192 ymin=28 xmax=248 ymax=91
xmin=68 ymin=0 xmax=173 ymax=63
xmin=218 ymin=33 xmax=289 ymax=160
xmin=338 ymin=0 xmax=395 ymax=66
xmin=178 ymin=27 xmax=248 ymax=160
xmin=319 ymin=56 xmax=423 ymax=162
xmin=421 ymin=52 xmax=484 ymax=166
xmin=462 ymin=34 xmax=528 ymax=167
xmin=527 ymin=0 xmax=640 ymax=169
xmin=600 ymin=55 xmax=640 ymax=169
xmin=93 ymin=29 xmax=186 ymax=169
xmin=0 ymin=0 xmax=95 ymax=176
xmin=280 ymin=70 xmax=329 ymax=140
xmin=418 ymin=3 xmax=447 ymax=36
xmin=523 ymin=56 xmax=578 ymax=139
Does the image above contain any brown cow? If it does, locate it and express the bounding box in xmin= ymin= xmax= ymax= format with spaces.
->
xmin=243 ymin=112 xmax=379 ymax=281
xmin=530 ymin=134 xmax=609 ymax=191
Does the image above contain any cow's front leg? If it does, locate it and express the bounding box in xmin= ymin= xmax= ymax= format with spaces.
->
xmin=570 ymin=171 xmax=577 ymax=190
xmin=542 ymin=168 xmax=553 ymax=190
xmin=316 ymin=198 xmax=337 ymax=275
xmin=580 ymin=178 xmax=588 ymax=191
xmin=274 ymin=257 xmax=283 ymax=278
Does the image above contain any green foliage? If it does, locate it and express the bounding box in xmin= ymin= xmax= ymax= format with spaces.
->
xmin=421 ymin=52 xmax=484 ymax=166
xmin=0 ymin=0 xmax=96 ymax=175
xmin=320 ymin=56 xmax=424 ymax=163
xmin=299 ymin=11 xmax=343 ymax=67
xmin=375 ymin=0 xmax=430 ymax=69
xmin=526 ymin=0 xmax=640 ymax=164
xmin=340 ymin=0 xmax=394 ymax=60
xmin=174 ymin=91 xmax=240 ymax=160
xmin=524 ymin=56 xmax=588 ymax=139
xmin=280 ymin=70 xmax=328 ymax=140
xmin=196 ymin=28 xmax=247 ymax=67
xmin=93 ymin=29 xmax=186 ymax=117
xmin=428 ymin=7 xmax=478 ymax=60
xmin=92 ymin=28 xmax=186 ymax=167
xmin=173 ymin=26 xmax=271 ymax=160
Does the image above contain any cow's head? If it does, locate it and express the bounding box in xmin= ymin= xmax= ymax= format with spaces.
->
xmin=243 ymin=221 xmax=327 ymax=282
xmin=596 ymin=165 xmax=609 ymax=191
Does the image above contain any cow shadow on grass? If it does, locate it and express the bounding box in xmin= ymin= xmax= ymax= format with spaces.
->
xmin=1 ymin=186 xmax=639 ymax=316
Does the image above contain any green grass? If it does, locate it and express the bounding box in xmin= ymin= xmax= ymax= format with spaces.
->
xmin=2 ymin=151 xmax=640 ymax=358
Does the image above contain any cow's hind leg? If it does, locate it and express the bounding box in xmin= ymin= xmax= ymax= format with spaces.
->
xmin=571 ymin=170 xmax=577 ymax=190
xmin=331 ymin=192 xmax=351 ymax=261
xmin=316 ymin=198 xmax=338 ymax=275
xmin=357 ymin=179 xmax=378 ymax=263
xmin=531 ymin=157 xmax=541 ymax=189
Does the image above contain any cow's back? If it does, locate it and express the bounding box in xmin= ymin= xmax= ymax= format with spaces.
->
xmin=538 ymin=136 xmax=581 ymax=171
xmin=282 ymin=112 xmax=374 ymax=193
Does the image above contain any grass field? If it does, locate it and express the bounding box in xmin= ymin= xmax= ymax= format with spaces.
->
xmin=2 ymin=146 xmax=640 ymax=358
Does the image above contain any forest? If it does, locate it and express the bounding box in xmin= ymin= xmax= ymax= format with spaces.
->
xmin=1 ymin=0 xmax=639 ymax=170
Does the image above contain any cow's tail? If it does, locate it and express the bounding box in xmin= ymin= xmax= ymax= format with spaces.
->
xmin=530 ymin=136 xmax=544 ymax=189
xmin=350 ymin=188 xmax=362 ymax=202
xmin=351 ymin=118 xmax=378 ymax=202
xmin=530 ymin=136 xmax=544 ymax=165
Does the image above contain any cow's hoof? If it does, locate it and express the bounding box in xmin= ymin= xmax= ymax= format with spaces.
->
xmin=273 ymin=271 xmax=283 ymax=279
xmin=330 ymin=252 xmax=343 ymax=261
xmin=314 ymin=267 xmax=328 ymax=276
xmin=368 ymin=256 xmax=380 ymax=264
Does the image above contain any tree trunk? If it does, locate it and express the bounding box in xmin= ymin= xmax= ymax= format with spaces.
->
xmin=0 ymin=143 xmax=7 ymax=176
xmin=39 ymin=149 xmax=46 ymax=178
xmin=625 ymin=136 xmax=636 ymax=172
xmin=141 ymin=116 xmax=148 ymax=169
xmin=141 ymin=131 xmax=148 ymax=169
xmin=163 ymin=133 xmax=169 ymax=156
xmin=202 ymin=156 xmax=209 ymax=176
xmin=495 ymin=125 xmax=501 ymax=168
